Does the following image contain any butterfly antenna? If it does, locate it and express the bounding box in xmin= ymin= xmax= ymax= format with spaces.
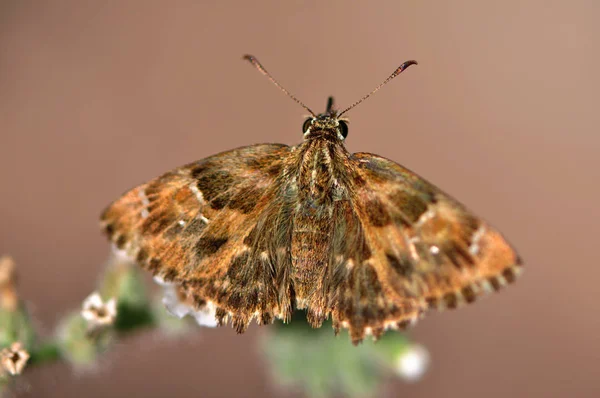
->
xmin=338 ymin=60 xmax=418 ymax=117
xmin=243 ymin=55 xmax=316 ymax=117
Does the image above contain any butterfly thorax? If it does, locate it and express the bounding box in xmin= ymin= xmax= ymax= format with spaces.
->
xmin=290 ymin=127 xmax=352 ymax=310
xmin=294 ymin=126 xmax=352 ymax=208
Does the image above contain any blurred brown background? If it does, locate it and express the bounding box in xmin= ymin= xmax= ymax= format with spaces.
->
xmin=1 ymin=1 xmax=599 ymax=397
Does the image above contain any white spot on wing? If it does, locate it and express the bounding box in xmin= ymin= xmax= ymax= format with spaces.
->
xmin=408 ymin=238 xmax=420 ymax=261
xmin=469 ymin=225 xmax=486 ymax=255
xmin=138 ymin=188 xmax=150 ymax=219
xmin=480 ymin=279 xmax=494 ymax=294
xmin=416 ymin=209 xmax=436 ymax=226
xmin=496 ymin=275 xmax=507 ymax=286
xmin=512 ymin=265 xmax=524 ymax=277
xmin=345 ymin=259 xmax=355 ymax=270
xmin=189 ymin=183 xmax=205 ymax=203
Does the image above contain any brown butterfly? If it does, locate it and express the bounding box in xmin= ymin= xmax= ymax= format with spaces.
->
xmin=101 ymin=55 xmax=522 ymax=344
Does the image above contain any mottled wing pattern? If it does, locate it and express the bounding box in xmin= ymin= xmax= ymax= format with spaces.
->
xmin=101 ymin=144 xmax=295 ymax=331
xmin=327 ymin=152 xmax=522 ymax=343
xmin=325 ymin=198 xmax=427 ymax=343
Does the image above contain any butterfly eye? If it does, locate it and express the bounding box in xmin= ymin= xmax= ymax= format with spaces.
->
xmin=338 ymin=120 xmax=349 ymax=138
xmin=302 ymin=118 xmax=313 ymax=133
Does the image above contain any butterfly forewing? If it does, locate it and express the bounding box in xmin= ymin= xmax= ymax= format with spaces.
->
xmin=350 ymin=153 xmax=522 ymax=313
xmin=101 ymin=144 xmax=296 ymax=331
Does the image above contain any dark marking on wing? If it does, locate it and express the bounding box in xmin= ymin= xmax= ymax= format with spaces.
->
xmin=388 ymin=190 xmax=428 ymax=222
xmin=195 ymin=236 xmax=228 ymax=257
xmin=364 ymin=197 xmax=392 ymax=227
xmin=386 ymin=252 xmax=414 ymax=277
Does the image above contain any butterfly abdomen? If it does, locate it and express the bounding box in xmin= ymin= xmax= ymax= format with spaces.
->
xmin=288 ymin=134 xmax=347 ymax=318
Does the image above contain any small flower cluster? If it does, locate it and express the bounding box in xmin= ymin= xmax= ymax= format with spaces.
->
xmin=0 ymin=250 xmax=430 ymax=398
xmin=81 ymin=292 xmax=117 ymax=331
xmin=0 ymin=342 xmax=29 ymax=376
xmin=0 ymin=256 xmax=31 ymax=381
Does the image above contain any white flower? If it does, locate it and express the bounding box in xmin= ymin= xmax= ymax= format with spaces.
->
xmin=154 ymin=277 xmax=218 ymax=328
xmin=1 ymin=342 xmax=30 ymax=376
xmin=81 ymin=292 xmax=117 ymax=329
xmin=394 ymin=343 xmax=430 ymax=382
xmin=191 ymin=301 xmax=219 ymax=328
xmin=160 ymin=282 xmax=195 ymax=319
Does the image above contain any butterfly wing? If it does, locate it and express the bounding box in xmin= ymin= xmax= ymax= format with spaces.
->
xmin=327 ymin=152 xmax=522 ymax=343
xmin=101 ymin=144 xmax=296 ymax=331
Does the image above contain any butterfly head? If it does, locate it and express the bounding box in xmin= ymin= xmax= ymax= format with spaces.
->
xmin=302 ymin=96 xmax=349 ymax=141
xmin=243 ymin=55 xmax=417 ymax=143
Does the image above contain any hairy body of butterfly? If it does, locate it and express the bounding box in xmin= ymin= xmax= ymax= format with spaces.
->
xmin=101 ymin=103 xmax=522 ymax=345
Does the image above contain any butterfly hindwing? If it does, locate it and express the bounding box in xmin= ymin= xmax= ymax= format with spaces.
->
xmin=326 ymin=199 xmax=426 ymax=343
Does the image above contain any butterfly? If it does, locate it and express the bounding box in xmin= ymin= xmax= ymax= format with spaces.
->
xmin=101 ymin=55 xmax=522 ymax=344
